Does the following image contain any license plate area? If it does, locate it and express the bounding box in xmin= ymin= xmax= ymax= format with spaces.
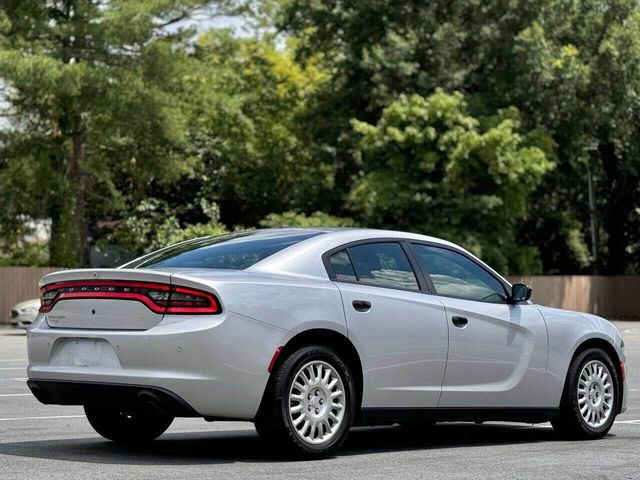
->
xmin=50 ymin=338 xmax=121 ymax=368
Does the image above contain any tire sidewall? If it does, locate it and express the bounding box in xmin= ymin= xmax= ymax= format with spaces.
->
xmin=276 ymin=345 xmax=356 ymax=455
xmin=567 ymin=348 xmax=620 ymax=435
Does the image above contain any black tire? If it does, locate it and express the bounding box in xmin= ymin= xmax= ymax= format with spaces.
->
xmin=552 ymin=348 xmax=620 ymax=439
xmin=84 ymin=405 xmax=174 ymax=443
xmin=255 ymin=345 xmax=356 ymax=459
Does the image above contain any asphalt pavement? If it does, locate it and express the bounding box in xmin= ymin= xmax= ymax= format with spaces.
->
xmin=1 ymin=322 xmax=639 ymax=479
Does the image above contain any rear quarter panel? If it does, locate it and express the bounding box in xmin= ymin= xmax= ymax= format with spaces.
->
xmin=172 ymin=272 xmax=347 ymax=336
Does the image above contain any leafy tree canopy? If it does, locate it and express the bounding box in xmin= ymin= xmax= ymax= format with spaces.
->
xmin=349 ymin=90 xmax=553 ymax=273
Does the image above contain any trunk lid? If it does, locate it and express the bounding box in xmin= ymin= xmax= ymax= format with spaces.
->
xmin=40 ymin=269 xmax=173 ymax=330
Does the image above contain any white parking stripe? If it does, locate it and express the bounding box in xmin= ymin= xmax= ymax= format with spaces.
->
xmin=0 ymin=415 xmax=84 ymax=422
xmin=0 ymin=393 xmax=32 ymax=397
xmin=615 ymin=419 xmax=640 ymax=424
xmin=0 ymin=359 xmax=26 ymax=362
xmin=0 ymin=367 xmax=26 ymax=370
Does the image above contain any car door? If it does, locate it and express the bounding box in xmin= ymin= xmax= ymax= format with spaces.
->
xmin=325 ymin=241 xmax=448 ymax=408
xmin=408 ymin=243 xmax=549 ymax=408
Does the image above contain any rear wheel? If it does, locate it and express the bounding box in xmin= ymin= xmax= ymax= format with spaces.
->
xmin=84 ymin=405 xmax=174 ymax=443
xmin=255 ymin=345 xmax=355 ymax=458
xmin=552 ymin=348 xmax=619 ymax=439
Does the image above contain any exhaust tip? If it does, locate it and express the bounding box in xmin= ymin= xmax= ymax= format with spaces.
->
xmin=26 ymin=381 xmax=48 ymax=404
xmin=137 ymin=389 xmax=169 ymax=415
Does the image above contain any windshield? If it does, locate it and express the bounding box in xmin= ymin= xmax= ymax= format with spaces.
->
xmin=129 ymin=230 xmax=324 ymax=270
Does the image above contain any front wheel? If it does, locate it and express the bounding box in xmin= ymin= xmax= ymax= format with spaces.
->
xmin=84 ymin=405 xmax=174 ymax=443
xmin=255 ymin=345 xmax=356 ymax=458
xmin=552 ymin=348 xmax=620 ymax=439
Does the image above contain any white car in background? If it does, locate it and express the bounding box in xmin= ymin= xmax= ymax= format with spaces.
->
xmin=9 ymin=298 xmax=40 ymax=328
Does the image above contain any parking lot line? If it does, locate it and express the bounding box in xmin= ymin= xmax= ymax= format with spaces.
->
xmin=0 ymin=367 xmax=26 ymax=370
xmin=0 ymin=393 xmax=32 ymax=397
xmin=0 ymin=359 xmax=26 ymax=362
xmin=0 ymin=415 xmax=85 ymax=422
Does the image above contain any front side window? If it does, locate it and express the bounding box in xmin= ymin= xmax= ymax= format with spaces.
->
xmin=411 ymin=244 xmax=507 ymax=302
xmin=341 ymin=242 xmax=419 ymax=291
xmin=130 ymin=230 xmax=324 ymax=270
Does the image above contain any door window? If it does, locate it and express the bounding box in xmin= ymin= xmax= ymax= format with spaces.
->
xmin=411 ymin=244 xmax=507 ymax=302
xmin=328 ymin=250 xmax=357 ymax=281
xmin=341 ymin=242 xmax=419 ymax=291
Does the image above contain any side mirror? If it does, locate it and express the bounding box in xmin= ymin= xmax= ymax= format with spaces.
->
xmin=511 ymin=283 xmax=532 ymax=303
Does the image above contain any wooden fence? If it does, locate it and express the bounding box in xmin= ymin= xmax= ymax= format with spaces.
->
xmin=1 ymin=267 xmax=60 ymax=324
xmin=1 ymin=268 xmax=639 ymax=323
xmin=508 ymin=275 xmax=640 ymax=320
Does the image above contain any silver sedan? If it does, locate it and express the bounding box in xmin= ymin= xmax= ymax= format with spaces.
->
xmin=26 ymin=228 xmax=627 ymax=458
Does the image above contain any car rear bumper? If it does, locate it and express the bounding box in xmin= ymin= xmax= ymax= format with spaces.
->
xmin=27 ymin=379 xmax=199 ymax=417
xmin=26 ymin=310 xmax=293 ymax=419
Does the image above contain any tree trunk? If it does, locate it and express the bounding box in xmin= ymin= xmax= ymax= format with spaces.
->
xmin=599 ymin=142 xmax=632 ymax=275
xmin=68 ymin=131 xmax=89 ymax=266
xmin=48 ymin=131 xmax=88 ymax=267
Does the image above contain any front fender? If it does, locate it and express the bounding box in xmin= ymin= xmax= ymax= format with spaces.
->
xmin=539 ymin=306 xmax=625 ymax=408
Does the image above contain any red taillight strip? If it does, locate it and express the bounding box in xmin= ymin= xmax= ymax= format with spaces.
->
xmin=165 ymin=286 xmax=219 ymax=314
xmin=39 ymin=281 xmax=220 ymax=315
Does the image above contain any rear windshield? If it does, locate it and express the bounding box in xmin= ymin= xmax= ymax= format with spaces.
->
xmin=131 ymin=230 xmax=324 ymax=270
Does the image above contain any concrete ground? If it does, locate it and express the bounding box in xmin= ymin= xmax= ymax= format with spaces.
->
xmin=0 ymin=322 xmax=638 ymax=479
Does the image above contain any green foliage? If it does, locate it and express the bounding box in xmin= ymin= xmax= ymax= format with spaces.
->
xmin=2 ymin=0 xmax=640 ymax=275
xmin=278 ymin=0 xmax=640 ymax=274
xmin=0 ymin=0 xmax=231 ymax=266
xmin=187 ymin=30 xmax=333 ymax=226
xmin=106 ymin=199 xmax=229 ymax=256
xmin=348 ymin=91 xmax=553 ymax=273
xmin=260 ymin=211 xmax=355 ymax=228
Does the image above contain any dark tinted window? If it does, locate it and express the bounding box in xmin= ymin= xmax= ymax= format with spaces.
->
xmin=133 ymin=231 xmax=324 ymax=270
xmin=347 ymin=243 xmax=419 ymax=291
xmin=411 ymin=244 xmax=507 ymax=302
xmin=329 ymin=250 xmax=357 ymax=281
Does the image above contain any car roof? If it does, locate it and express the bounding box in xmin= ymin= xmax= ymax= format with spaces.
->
xmin=247 ymin=227 xmax=503 ymax=281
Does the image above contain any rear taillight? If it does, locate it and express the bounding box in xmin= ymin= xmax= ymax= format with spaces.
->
xmin=39 ymin=280 xmax=220 ymax=315
xmin=165 ymin=286 xmax=220 ymax=314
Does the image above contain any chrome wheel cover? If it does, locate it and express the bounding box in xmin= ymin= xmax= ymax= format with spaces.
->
xmin=288 ymin=360 xmax=346 ymax=445
xmin=578 ymin=360 xmax=615 ymax=429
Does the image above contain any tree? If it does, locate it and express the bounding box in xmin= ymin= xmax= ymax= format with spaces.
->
xmin=277 ymin=0 xmax=640 ymax=274
xmin=349 ymin=90 xmax=553 ymax=273
xmin=186 ymin=30 xmax=333 ymax=227
xmin=0 ymin=0 xmax=235 ymax=266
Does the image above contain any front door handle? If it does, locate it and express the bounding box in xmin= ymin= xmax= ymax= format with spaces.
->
xmin=352 ymin=300 xmax=371 ymax=312
xmin=451 ymin=316 xmax=468 ymax=328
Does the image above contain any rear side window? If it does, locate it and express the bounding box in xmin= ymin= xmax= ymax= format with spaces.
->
xmin=329 ymin=242 xmax=419 ymax=291
xmin=329 ymin=250 xmax=357 ymax=281
xmin=132 ymin=231 xmax=324 ymax=270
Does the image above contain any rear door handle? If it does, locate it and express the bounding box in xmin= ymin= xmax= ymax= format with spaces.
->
xmin=451 ymin=316 xmax=468 ymax=328
xmin=352 ymin=300 xmax=371 ymax=312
